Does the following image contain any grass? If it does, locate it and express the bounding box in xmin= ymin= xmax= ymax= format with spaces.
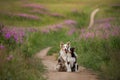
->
xmin=0 ymin=0 xmax=102 ymax=27
xmin=23 ymin=25 xmax=120 ymax=80
xmin=22 ymin=29 xmax=78 ymax=56
xmin=0 ymin=47 xmax=46 ymax=80
xmin=0 ymin=0 xmax=120 ymax=80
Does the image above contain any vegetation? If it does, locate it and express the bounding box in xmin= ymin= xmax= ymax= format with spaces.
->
xmin=0 ymin=0 xmax=120 ymax=80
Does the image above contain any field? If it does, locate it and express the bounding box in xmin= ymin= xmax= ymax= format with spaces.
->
xmin=0 ymin=0 xmax=120 ymax=80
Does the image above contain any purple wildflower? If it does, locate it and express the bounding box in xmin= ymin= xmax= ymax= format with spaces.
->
xmin=67 ymin=28 xmax=76 ymax=35
xmin=80 ymin=20 xmax=120 ymax=39
xmin=56 ymin=24 xmax=63 ymax=29
xmin=32 ymin=9 xmax=49 ymax=15
xmin=105 ymin=23 xmax=111 ymax=29
xmin=111 ymin=27 xmax=120 ymax=36
xmin=2 ymin=27 xmax=26 ymax=43
xmin=95 ymin=17 xmax=114 ymax=23
xmin=95 ymin=30 xmax=102 ymax=38
xmin=5 ymin=32 xmax=11 ymax=39
xmin=15 ymin=13 xmax=39 ymax=20
xmin=80 ymin=32 xmax=95 ymax=39
xmin=14 ymin=35 xmax=19 ymax=42
xmin=85 ymin=32 xmax=95 ymax=39
xmin=48 ymin=25 xmax=58 ymax=31
xmin=0 ymin=44 xmax=4 ymax=49
xmin=7 ymin=54 xmax=13 ymax=61
xmin=64 ymin=20 xmax=77 ymax=25
xmin=41 ymin=29 xmax=49 ymax=34
xmin=29 ymin=28 xmax=38 ymax=32
xmin=50 ymin=13 xmax=64 ymax=18
xmin=23 ymin=3 xmax=46 ymax=10
xmin=81 ymin=28 xmax=86 ymax=33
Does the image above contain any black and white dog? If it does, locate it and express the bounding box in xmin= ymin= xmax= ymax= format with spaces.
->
xmin=56 ymin=42 xmax=78 ymax=72
xmin=69 ymin=47 xmax=79 ymax=72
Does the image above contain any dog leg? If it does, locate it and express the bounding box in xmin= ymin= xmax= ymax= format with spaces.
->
xmin=65 ymin=62 xmax=71 ymax=72
xmin=56 ymin=64 xmax=60 ymax=71
xmin=75 ymin=63 xmax=79 ymax=72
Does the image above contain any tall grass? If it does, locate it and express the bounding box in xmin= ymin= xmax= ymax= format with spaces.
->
xmin=21 ymin=29 xmax=78 ymax=56
xmin=0 ymin=49 xmax=46 ymax=80
xmin=0 ymin=26 xmax=46 ymax=80
xmin=0 ymin=0 xmax=120 ymax=80
xmin=23 ymin=25 xmax=120 ymax=80
xmin=76 ymin=37 xmax=120 ymax=80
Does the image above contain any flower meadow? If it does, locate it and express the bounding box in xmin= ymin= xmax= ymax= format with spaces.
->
xmin=2 ymin=27 xmax=25 ymax=43
xmin=0 ymin=24 xmax=45 ymax=80
xmin=23 ymin=3 xmax=47 ymax=10
xmin=80 ymin=23 xmax=120 ymax=39
xmin=38 ymin=19 xmax=77 ymax=34
xmin=14 ymin=13 xmax=40 ymax=20
xmin=0 ymin=0 xmax=120 ymax=80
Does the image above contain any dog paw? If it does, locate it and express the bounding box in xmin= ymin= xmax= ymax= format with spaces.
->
xmin=67 ymin=69 xmax=71 ymax=72
xmin=55 ymin=65 xmax=60 ymax=71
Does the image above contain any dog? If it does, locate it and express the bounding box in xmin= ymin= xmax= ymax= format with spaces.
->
xmin=56 ymin=56 xmax=67 ymax=72
xmin=69 ymin=47 xmax=79 ymax=72
xmin=56 ymin=41 xmax=71 ymax=72
xmin=56 ymin=42 xmax=79 ymax=72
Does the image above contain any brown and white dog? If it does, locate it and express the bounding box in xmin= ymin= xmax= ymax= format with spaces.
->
xmin=56 ymin=41 xmax=71 ymax=72
xmin=56 ymin=42 xmax=78 ymax=72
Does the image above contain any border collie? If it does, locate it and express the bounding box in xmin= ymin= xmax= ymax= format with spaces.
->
xmin=69 ymin=47 xmax=79 ymax=72
xmin=56 ymin=41 xmax=71 ymax=72
xmin=56 ymin=42 xmax=78 ymax=72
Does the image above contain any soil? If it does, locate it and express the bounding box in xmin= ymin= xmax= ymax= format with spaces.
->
xmin=34 ymin=47 xmax=99 ymax=80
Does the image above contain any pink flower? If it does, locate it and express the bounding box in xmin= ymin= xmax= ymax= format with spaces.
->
xmin=48 ymin=25 xmax=58 ymax=31
xmin=41 ymin=28 xmax=49 ymax=34
xmin=32 ymin=9 xmax=49 ymax=15
xmin=29 ymin=28 xmax=37 ymax=32
xmin=56 ymin=24 xmax=63 ymax=29
xmin=81 ymin=28 xmax=86 ymax=33
xmin=15 ymin=13 xmax=39 ymax=20
xmin=64 ymin=20 xmax=77 ymax=25
xmin=2 ymin=27 xmax=26 ymax=43
xmin=0 ymin=44 xmax=4 ymax=49
xmin=111 ymin=27 xmax=120 ymax=36
xmin=50 ymin=13 xmax=64 ymax=17
xmin=80 ymin=32 xmax=95 ymax=39
xmin=23 ymin=3 xmax=46 ymax=10
xmin=67 ymin=28 xmax=76 ymax=35
xmin=95 ymin=17 xmax=114 ymax=23
xmin=7 ymin=54 xmax=13 ymax=61
xmin=5 ymin=32 xmax=11 ymax=39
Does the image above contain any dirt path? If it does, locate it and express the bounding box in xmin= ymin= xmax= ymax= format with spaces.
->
xmin=35 ymin=47 xmax=99 ymax=80
xmin=88 ymin=8 xmax=100 ymax=28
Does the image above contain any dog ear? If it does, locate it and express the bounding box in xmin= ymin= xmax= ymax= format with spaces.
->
xmin=73 ymin=47 xmax=75 ymax=51
xmin=60 ymin=41 xmax=64 ymax=48
xmin=67 ymin=41 xmax=70 ymax=46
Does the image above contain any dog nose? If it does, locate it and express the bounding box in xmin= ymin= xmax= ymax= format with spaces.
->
xmin=65 ymin=49 xmax=67 ymax=53
xmin=67 ymin=62 xmax=70 ymax=64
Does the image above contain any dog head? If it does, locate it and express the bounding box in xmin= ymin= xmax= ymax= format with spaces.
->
xmin=70 ymin=47 xmax=75 ymax=53
xmin=60 ymin=41 xmax=71 ymax=53
xmin=70 ymin=47 xmax=76 ymax=58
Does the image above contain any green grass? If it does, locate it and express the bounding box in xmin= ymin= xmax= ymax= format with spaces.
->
xmin=23 ymin=24 xmax=120 ymax=80
xmin=21 ymin=29 xmax=78 ymax=57
xmin=0 ymin=0 xmax=106 ymax=27
xmin=0 ymin=48 xmax=46 ymax=80
xmin=77 ymin=37 xmax=120 ymax=80
xmin=0 ymin=0 xmax=120 ymax=80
